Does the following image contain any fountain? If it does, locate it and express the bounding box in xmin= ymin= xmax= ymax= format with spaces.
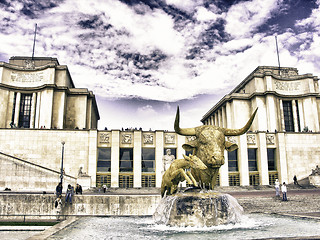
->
xmin=153 ymin=189 xmax=243 ymax=227
xmin=153 ymin=107 xmax=257 ymax=227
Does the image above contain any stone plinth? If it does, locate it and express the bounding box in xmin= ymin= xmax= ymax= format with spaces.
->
xmin=77 ymin=176 xmax=91 ymax=190
xmin=309 ymin=175 xmax=320 ymax=186
xmin=153 ymin=190 xmax=243 ymax=227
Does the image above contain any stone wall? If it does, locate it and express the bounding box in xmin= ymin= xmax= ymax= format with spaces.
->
xmin=0 ymin=129 xmax=96 ymax=182
xmin=0 ymin=152 xmax=76 ymax=191
xmin=285 ymin=133 xmax=320 ymax=182
xmin=0 ymin=194 xmax=161 ymax=219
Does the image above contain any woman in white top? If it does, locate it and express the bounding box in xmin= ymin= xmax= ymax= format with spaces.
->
xmin=275 ymin=179 xmax=280 ymax=197
xmin=281 ymin=182 xmax=287 ymax=201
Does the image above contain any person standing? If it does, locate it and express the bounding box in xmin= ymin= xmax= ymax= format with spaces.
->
xmin=281 ymin=182 xmax=287 ymax=201
xmin=54 ymin=196 xmax=62 ymax=220
xmin=102 ymin=184 xmax=107 ymax=193
xmin=275 ymin=179 xmax=280 ymax=197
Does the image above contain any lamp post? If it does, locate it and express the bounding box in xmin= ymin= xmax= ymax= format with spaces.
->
xmin=60 ymin=141 xmax=65 ymax=185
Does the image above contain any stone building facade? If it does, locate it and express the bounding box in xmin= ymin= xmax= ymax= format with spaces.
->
xmin=201 ymin=66 xmax=320 ymax=186
xmin=1 ymin=58 xmax=319 ymax=191
xmin=0 ymin=56 xmax=99 ymax=130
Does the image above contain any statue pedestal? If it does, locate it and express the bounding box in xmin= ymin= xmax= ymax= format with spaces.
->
xmin=77 ymin=175 xmax=91 ymax=190
xmin=309 ymin=175 xmax=320 ymax=186
xmin=153 ymin=190 xmax=243 ymax=227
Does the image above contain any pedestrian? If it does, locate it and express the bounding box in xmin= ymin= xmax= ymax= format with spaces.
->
xmin=56 ymin=182 xmax=62 ymax=198
xmin=54 ymin=195 xmax=62 ymax=220
xmin=274 ymin=179 xmax=280 ymax=197
xmin=65 ymin=184 xmax=74 ymax=204
xmin=293 ymin=175 xmax=298 ymax=185
xmin=103 ymin=184 xmax=107 ymax=193
xmin=281 ymin=182 xmax=287 ymax=201
xmin=75 ymin=183 xmax=82 ymax=194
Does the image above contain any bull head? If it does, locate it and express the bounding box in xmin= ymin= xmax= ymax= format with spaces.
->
xmin=174 ymin=106 xmax=258 ymax=168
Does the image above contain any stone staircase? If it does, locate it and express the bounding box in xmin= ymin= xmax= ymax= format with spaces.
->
xmin=0 ymin=152 xmax=76 ymax=192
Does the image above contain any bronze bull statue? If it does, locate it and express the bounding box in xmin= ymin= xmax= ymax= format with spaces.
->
xmin=174 ymin=106 xmax=258 ymax=189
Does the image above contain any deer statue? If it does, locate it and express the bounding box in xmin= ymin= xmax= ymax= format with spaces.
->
xmin=161 ymin=154 xmax=207 ymax=197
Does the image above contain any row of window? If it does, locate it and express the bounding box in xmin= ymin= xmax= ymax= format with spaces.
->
xmin=97 ymin=147 xmax=277 ymax=173
xmin=97 ymin=148 xmax=177 ymax=173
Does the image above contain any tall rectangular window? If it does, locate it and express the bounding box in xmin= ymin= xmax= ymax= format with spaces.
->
xmin=97 ymin=148 xmax=111 ymax=172
xmin=142 ymin=148 xmax=155 ymax=172
xmin=228 ymin=149 xmax=238 ymax=172
xmin=120 ymin=148 xmax=133 ymax=172
xmin=248 ymin=148 xmax=258 ymax=171
xmin=18 ymin=93 xmax=32 ymax=128
xmin=267 ymin=148 xmax=276 ymax=171
xmin=283 ymin=100 xmax=294 ymax=132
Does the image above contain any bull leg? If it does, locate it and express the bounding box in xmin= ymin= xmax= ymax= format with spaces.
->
xmin=210 ymin=168 xmax=220 ymax=190
xmin=186 ymin=171 xmax=198 ymax=187
xmin=178 ymin=169 xmax=193 ymax=185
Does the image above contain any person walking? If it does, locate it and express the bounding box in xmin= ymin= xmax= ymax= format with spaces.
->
xmin=65 ymin=184 xmax=74 ymax=204
xmin=281 ymin=182 xmax=287 ymax=201
xmin=293 ymin=175 xmax=298 ymax=185
xmin=275 ymin=179 xmax=280 ymax=197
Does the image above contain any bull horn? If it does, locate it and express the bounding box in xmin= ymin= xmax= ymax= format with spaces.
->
xmin=174 ymin=106 xmax=196 ymax=136
xmin=223 ymin=108 xmax=258 ymax=136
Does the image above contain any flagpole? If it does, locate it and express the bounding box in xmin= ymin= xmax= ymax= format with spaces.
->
xmin=32 ymin=24 xmax=37 ymax=59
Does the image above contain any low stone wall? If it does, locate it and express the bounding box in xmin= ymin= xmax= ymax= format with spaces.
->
xmin=0 ymin=194 xmax=161 ymax=220
xmin=237 ymin=194 xmax=320 ymax=214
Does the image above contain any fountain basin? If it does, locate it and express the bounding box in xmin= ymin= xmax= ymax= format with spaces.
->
xmin=153 ymin=190 xmax=243 ymax=227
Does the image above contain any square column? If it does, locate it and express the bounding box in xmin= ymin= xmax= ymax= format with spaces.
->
xmin=111 ymin=130 xmax=120 ymax=188
xmin=266 ymin=95 xmax=277 ymax=132
xmin=277 ymin=132 xmax=288 ymax=184
xmin=30 ymin=92 xmax=37 ymax=128
xmin=133 ymin=131 xmax=142 ymax=188
xmin=88 ymin=130 xmax=98 ymax=187
xmin=238 ymin=134 xmax=249 ymax=186
xmin=155 ymin=131 xmax=164 ymax=188
xmin=257 ymin=132 xmax=269 ymax=185
xmin=13 ymin=92 xmax=20 ymax=125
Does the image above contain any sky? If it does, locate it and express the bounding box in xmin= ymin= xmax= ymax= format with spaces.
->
xmin=1 ymin=0 xmax=320 ymax=131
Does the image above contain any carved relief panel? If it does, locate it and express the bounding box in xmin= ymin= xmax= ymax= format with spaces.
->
xmin=266 ymin=134 xmax=275 ymax=145
xmin=121 ymin=134 xmax=132 ymax=144
xmin=247 ymin=134 xmax=256 ymax=145
xmin=143 ymin=133 xmax=154 ymax=144
xmin=165 ymin=134 xmax=175 ymax=144
xmin=99 ymin=133 xmax=110 ymax=144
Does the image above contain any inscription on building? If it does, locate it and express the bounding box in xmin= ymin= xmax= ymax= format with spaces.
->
xmin=11 ymin=72 xmax=44 ymax=83
xmin=274 ymin=80 xmax=301 ymax=91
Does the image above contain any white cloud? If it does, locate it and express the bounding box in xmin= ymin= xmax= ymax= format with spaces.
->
xmin=225 ymin=0 xmax=283 ymax=38
xmin=165 ymin=0 xmax=203 ymax=13
xmin=195 ymin=6 xmax=219 ymax=22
